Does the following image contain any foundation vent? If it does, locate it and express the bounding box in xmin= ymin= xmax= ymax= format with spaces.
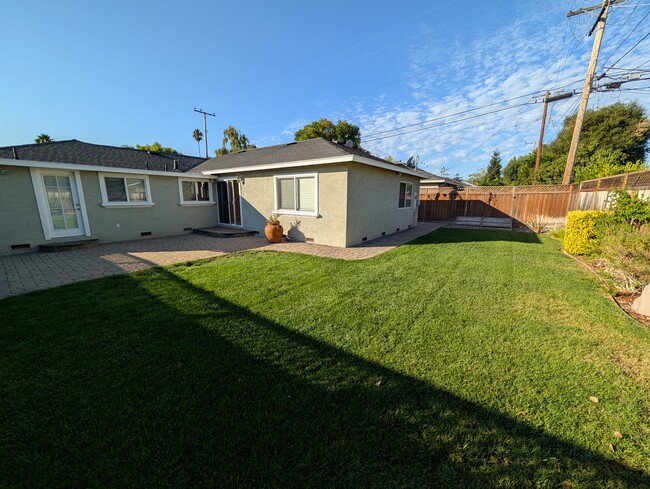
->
xmin=10 ymin=243 xmax=30 ymax=250
xmin=183 ymin=227 xmax=193 ymax=231
xmin=140 ymin=231 xmax=152 ymax=236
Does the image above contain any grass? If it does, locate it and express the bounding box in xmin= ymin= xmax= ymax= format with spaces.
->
xmin=1 ymin=228 xmax=650 ymax=488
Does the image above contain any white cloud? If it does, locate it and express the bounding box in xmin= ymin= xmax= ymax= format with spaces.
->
xmin=341 ymin=3 xmax=650 ymax=178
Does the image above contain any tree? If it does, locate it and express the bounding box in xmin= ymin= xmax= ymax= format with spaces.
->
xmin=503 ymin=151 xmax=536 ymax=185
xmin=467 ymin=168 xmax=487 ymax=186
xmin=507 ymin=101 xmax=649 ymax=184
xmin=294 ymin=118 xmax=362 ymax=149
xmin=35 ymin=133 xmax=53 ymax=144
xmin=192 ymin=129 xmax=203 ymax=157
xmin=123 ymin=142 xmax=179 ymax=154
xmin=483 ymin=150 xmax=503 ymax=185
xmin=215 ymin=126 xmax=256 ymax=156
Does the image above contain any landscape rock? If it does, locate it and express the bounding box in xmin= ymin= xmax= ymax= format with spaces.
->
xmin=631 ymin=284 xmax=650 ymax=317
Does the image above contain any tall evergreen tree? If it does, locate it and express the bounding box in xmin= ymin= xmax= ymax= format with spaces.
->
xmin=484 ymin=150 xmax=503 ymax=185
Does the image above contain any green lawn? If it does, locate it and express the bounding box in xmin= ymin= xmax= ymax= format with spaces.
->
xmin=1 ymin=229 xmax=649 ymax=488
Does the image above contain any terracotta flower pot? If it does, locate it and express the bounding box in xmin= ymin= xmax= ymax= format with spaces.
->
xmin=264 ymin=222 xmax=283 ymax=243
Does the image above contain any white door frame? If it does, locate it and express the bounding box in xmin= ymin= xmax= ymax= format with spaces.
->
xmin=216 ymin=177 xmax=243 ymax=228
xmin=30 ymin=168 xmax=91 ymax=240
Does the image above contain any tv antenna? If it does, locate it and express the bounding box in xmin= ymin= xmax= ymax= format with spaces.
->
xmin=406 ymin=155 xmax=419 ymax=169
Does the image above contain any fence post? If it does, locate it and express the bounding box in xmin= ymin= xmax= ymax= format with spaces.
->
xmin=510 ymin=186 xmax=517 ymax=220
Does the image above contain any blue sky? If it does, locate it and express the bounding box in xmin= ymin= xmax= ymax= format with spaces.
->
xmin=2 ymin=0 xmax=649 ymax=177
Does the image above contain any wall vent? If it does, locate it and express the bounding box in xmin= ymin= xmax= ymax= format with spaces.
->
xmin=10 ymin=243 xmax=30 ymax=250
xmin=140 ymin=231 xmax=152 ymax=236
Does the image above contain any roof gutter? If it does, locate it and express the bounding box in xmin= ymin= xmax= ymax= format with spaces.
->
xmin=0 ymin=158 xmax=215 ymax=179
xmin=200 ymin=154 xmax=428 ymax=179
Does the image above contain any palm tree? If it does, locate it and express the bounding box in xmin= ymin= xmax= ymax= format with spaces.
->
xmin=35 ymin=133 xmax=53 ymax=144
xmin=192 ymin=129 xmax=203 ymax=157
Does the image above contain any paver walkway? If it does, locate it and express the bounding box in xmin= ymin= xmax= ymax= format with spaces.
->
xmin=0 ymin=222 xmax=442 ymax=299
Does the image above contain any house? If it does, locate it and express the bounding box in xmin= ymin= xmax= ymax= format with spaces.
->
xmin=0 ymin=140 xmax=213 ymax=254
xmin=419 ymin=174 xmax=474 ymax=200
xmin=0 ymin=137 xmax=428 ymax=254
xmin=190 ymin=138 xmax=429 ymax=247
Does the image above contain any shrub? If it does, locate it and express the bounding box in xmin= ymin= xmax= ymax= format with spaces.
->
xmin=564 ymin=210 xmax=612 ymax=255
xmin=608 ymin=189 xmax=650 ymax=227
xmin=597 ymin=224 xmax=650 ymax=291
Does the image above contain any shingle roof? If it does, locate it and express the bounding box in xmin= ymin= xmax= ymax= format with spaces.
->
xmin=191 ymin=137 xmax=416 ymax=174
xmin=0 ymin=139 xmax=206 ymax=172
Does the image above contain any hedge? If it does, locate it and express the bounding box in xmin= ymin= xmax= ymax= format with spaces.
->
xmin=564 ymin=210 xmax=611 ymax=255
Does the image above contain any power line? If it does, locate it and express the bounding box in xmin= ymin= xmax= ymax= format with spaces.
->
xmin=599 ymin=9 xmax=650 ymax=72
xmin=362 ymin=88 xmax=568 ymax=140
xmin=363 ymin=101 xmax=536 ymax=143
xmin=604 ymin=30 xmax=650 ymax=71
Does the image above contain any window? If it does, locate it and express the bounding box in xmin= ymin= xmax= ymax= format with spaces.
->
xmin=179 ymin=179 xmax=213 ymax=204
xmin=275 ymin=174 xmax=317 ymax=216
xmin=98 ymin=173 xmax=153 ymax=206
xmin=399 ymin=181 xmax=413 ymax=208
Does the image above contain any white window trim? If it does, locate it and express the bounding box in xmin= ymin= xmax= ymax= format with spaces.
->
xmin=98 ymin=172 xmax=154 ymax=207
xmin=30 ymin=168 xmax=92 ymax=240
xmin=178 ymin=178 xmax=215 ymax=206
xmin=273 ymin=172 xmax=319 ymax=217
xmin=399 ymin=181 xmax=414 ymax=209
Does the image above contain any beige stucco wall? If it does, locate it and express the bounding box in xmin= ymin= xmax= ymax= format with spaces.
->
xmin=237 ymin=164 xmax=349 ymax=247
xmin=0 ymin=165 xmax=218 ymax=254
xmin=0 ymin=165 xmax=47 ymax=253
xmin=345 ymin=163 xmax=420 ymax=247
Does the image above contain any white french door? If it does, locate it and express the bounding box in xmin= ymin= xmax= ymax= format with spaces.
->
xmin=37 ymin=171 xmax=87 ymax=238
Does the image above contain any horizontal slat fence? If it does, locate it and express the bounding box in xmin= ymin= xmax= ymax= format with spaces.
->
xmin=568 ymin=169 xmax=650 ymax=211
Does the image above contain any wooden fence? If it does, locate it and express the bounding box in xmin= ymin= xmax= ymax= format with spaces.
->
xmin=418 ymin=169 xmax=650 ymax=227
xmin=569 ymin=169 xmax=650 ymax=211
xmin=418 ymin=185 xmax=576 ymax=227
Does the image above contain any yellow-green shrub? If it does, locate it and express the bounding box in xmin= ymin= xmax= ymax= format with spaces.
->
xmin=564 ymin=210 xmax=612 ymax=255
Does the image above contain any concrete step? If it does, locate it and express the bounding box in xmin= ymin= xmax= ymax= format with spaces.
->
xmin=193 ymin=227 xmax=258 ymax=238
xmin=39 ymin=239 xmax=100 ymax=252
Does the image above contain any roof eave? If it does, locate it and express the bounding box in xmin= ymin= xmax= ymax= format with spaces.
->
xmin=201 ymin=154 xmax=427 ymax=178
xmin=0 ymin=158 xmax=215 ymax=178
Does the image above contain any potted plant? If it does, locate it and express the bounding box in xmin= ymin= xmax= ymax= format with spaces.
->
xmin=264 ymin=213 xmax=283 ymax=243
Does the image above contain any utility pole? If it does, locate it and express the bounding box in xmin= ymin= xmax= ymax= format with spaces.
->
xmin=562 ymin=0 xmax=618 ymax=184
xmin=535 ymin=91 xmax=574 ymax=174
xmin=194 ymin=108 xmax=215 ymax=158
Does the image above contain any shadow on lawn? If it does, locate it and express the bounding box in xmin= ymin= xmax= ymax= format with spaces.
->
xmin=407 ymin=226 xmax=542 ymax=246
xmin=1 ymin=266 xmax=647 ymax=488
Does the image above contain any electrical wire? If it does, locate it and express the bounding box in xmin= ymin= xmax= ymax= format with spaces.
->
xmin=604 ymin=30 xmax=650 ymax=72
xmin=599 ymin=9 xmax=650 ymax=73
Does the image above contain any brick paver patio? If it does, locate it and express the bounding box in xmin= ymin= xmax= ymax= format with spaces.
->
xmin=0 ymin=223 xmax=442 ymax=299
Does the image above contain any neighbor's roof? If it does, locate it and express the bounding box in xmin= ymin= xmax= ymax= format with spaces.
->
xmin=421 ymin=175 xmax=474 ymax=187
xmin=0 ymin=139 xmax=206 ymax=172
xmin=191 ymin=138 xmax=429 ymax=178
